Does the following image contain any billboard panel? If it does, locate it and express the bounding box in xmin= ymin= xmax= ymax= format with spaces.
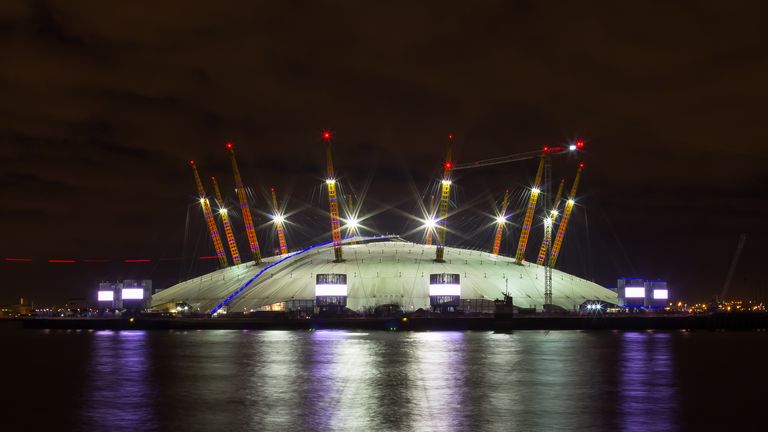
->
xmin=121 ymin=288 xmax=144 ymax=300
xmin=625 ymin=287 xmax=645 ymax=298
xmin=653 ymin=289 xmax=668 ymax=300
xmin=429 ymin=284 xmax=461 ymax=296
xmin=98 ymin=291 xmax=114 ymax=301
xmin=315 ymin=284 xmax=348 ymax=296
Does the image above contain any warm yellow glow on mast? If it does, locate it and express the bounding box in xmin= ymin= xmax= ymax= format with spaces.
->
xmin=189 ymin=161 xmax=228 ymax=269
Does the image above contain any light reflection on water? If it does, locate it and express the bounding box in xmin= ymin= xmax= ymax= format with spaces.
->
xmin=82 ymin=330 xmax=158 ymax=431
xmin=619 ymin=332 xmax=678 ymax=432
xmin=74 ymin=330 xmax=683 ymax=432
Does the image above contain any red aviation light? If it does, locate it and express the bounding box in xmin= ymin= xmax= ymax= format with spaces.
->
xmin=322 ymin=131 xmax=332 ymax=140
xmin=226 ymin=143 xmax=234 ymax=150
xmin=444 ymin=161 xmax=452 ymax=169
xmin=189 ymin=160 xmax=195 ymax=165
xmin=575 ymin=140 xmax=585 ymax=149
xmin=543 ymin=146 xmax=549 ymax=152
xmin=579 ymin=162 xmax=585 ymax=169
xmin=448 ymin=133 xmax=454 ymax=140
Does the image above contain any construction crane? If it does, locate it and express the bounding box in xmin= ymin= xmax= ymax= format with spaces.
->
xmin=435 ymin=135 xmax=454 ymax=262
xmin=451 ymin=140 xmax=584 ymax=309
xmin=189 ymin=160 xmax=228 ymax=269
xmin=323 ymin=131 xmax=343 ymax=262
xmin=425 ymin=193 xmax=435 ymax=246
xmin=226 ymin=143 xmax=262 ymax=264
xmin=491 ymin=189 xmax=511 ymax=256
xmin=270 ymin=186 xmax=289 ymax=255
xmin=211 ymin=176 xmax=242 ymax=265
xmin=536 ymin=178 xmax=565 ymax=265
xmin=548 ymin=163 xmax=584 ymax=268
xmin=452 ymin=144 xmax=582 ymax=264
xmin=720 ymin=233 xmax=746 ymax=301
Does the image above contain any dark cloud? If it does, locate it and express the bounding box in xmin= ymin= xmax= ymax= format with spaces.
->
xmin=1 ymin=0 xmax=766 ymax=303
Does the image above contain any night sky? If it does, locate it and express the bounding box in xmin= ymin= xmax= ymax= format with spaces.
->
xmin=1 ymin=1 xmax=766 ymax=304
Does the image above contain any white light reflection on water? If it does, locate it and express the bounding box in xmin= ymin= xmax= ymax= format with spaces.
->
xmin=304 ymin=330 xmax=376 ymax=430
xmin=408 ymin=331 xmax=469 ymax=431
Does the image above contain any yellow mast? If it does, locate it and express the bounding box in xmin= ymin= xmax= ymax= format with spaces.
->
xmin=226 ymin=143 xmax=262 ymax=264
xmin=189 ymin=161 xmax=228 ymax=269
xmin=211 ymin=176 xmax=242 ymax=265
xmin=491 ymin=189 xmax=511 ymax=256
xmin=515 ymin=154 xmax=545 ymax=263
xmin=435 ymin=135 xmax=454 ymax=262
xmin=536 ymin=178 xmax=565 ymax=265
xmin=425 ymin=193 xmax=435 ymax=245
xmin=270 ymin=186 xmax=289 ymax=255
xmin=323 ymin=131 xmax=343 ymax=262
xmin=549 ymin=163 xmax=584 ymax=268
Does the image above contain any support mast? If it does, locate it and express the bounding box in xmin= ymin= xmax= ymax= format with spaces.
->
xmin=271 ymin=186 xmax=289 ymax=255
xmin=226 ymin=143 xmax=262 ymax=264
xmin=492 ymin=189 xmax=511 ymax=256
xmin=189 ymin=161 xmax=228 ymax=269
xmin=211 ymin=176 xmax=242 ymax=265
xmin=515 ymin=154 xmax=545 ymax=263
xmin=323 ymin=131 xmax=343 ymax=262
xmin=435 ymin=135 xmax=454 ymax=262
xmin=425 ymin=194 xmax=435 ymax=245
xmin=549 ymin=163 xmax=584 ymax=268
xmin=536 ymin=178 xmax=565 ymax=265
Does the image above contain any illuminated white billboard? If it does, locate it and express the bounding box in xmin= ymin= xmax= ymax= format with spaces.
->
xmin=429 ymin=273 xmax=461 ymax=296
xmin=98 ymin=291 xmax=114 ymax=301
xmin=429 ymin=284 xmax=461 ymax=296
xmin=625 ymin=287 xmax=645 ymax=298
xmin=316 ymin=274 xmax=348 ymax=297
xmin=315 ymin=284 xmax=348 ymax=296
xmin=653 ymin=289 xmax=668 ymax=300
xmin=121 ymin=288 xmax=145 ymax=300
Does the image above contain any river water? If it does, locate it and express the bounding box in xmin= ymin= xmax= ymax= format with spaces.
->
xmin=2 ymin=322 xmax=766 ymax=431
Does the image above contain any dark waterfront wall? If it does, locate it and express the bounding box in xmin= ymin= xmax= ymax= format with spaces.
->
xmin=20 ymin=312 xmax=768 ymax=331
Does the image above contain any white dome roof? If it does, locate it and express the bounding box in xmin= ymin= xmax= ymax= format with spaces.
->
xmin=151 ymin=237 xmax=617 ymax=313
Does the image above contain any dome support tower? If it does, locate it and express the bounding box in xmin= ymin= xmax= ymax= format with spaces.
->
xmin=492 ymin=189 xmax=511 ymax=256
xmin=549 ymin=163 xmax=584 ymax=268
xmin=189 ymin=161 xmax=228 ymax=269
xmin=323 ymin=131 xmax=343 ymax=262
xmin=435 ymin=135 xmax=454 ymax=262
xmin=211 ymin=176 xmax=242 ymax=265
xmin=271 ymin=186 xmax=289 ymax=255
xmin=227 ymin=143 xmax=262 ymax=264
xmin=515 ymin=154 xmax=545 ymax=263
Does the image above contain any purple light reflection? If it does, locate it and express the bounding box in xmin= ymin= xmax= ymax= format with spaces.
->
xmin=618 ymin=332 xmax=679 ymax=432
xmin=81 ymin=330 xmax=158 ymax=431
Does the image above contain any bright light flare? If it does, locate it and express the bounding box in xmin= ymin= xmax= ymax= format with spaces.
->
xmin=551 ymin=210 xmax=559 ymax=217
xmin=531 ymin=187 xmax=541 ymax=194
xmin=423 ymin=217 xmax=438 ymax=229
xmin=441 ymin=179 xmax=452 ymax=186
xmin=344 ymin=217 xmax=360 ymax=229
xmin=495 ymin=215 xmax=506 ymax=224
xmin=569 ymin=144 xmax=577 ymax=151
xmin=567 ymin=199 xmax=575 ymax=205
xmin=272 ymin=214 xmax=285 ymax=224
xmin=325 ymin=178 xmax=336 ymax=185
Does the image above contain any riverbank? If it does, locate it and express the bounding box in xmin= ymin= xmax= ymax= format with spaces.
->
xmin=19 ymin=312 xmax=768 ymax=331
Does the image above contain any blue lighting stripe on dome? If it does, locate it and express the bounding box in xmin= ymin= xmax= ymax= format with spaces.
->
xmin=209 ymin=235 xmax=390 ymax=315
